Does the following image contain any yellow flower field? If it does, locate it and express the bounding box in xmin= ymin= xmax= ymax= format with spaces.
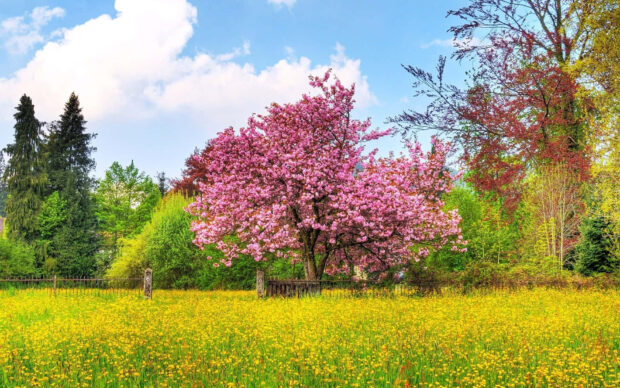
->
xmin=0 ymin=288 xmax=618 ymax=387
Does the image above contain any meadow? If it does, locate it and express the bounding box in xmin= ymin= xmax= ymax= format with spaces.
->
xmin=0 ymin=288 xmax=618 ymax=387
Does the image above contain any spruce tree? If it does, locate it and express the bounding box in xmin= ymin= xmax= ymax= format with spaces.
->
xmin=576 ymin=216 xmax=619 ymax=275
xmin=3 ymin=95 xmax=46 ymax=242
xmin=157 ymin=171 xmax=168 ymax=196
xmin=0 ymin=153 xmax=8 ymax=217
xmin=44 ymin=92 xmax=98 ymax=276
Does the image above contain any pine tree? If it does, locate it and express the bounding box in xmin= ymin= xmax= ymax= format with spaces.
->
xmin=44 ymin=92 xmax=98 ymax=276
xmin=3 ymin=95 xmax=46 ymax=242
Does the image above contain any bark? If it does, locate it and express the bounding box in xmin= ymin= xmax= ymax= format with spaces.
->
xmin=302 ymin=248 xmax=318 ymax=280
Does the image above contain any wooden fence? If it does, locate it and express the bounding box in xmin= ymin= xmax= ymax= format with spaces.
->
xmin=262 ymin=278 xmax=434 ymax=298
xmin=259 ymin=271 xmax=620 ymax=298
xmin=0 ymin=268 xmax=153 ymax=299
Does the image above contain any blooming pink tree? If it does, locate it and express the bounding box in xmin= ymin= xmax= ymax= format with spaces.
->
xmin=188 ymin=72 xmax=465 ymax=280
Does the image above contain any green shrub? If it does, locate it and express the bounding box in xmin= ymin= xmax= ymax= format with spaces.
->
xmin=107 ymin=193 xmax=199 ymax=287
xmin=0 ymin=238 xmax=37 ymax=278
xmin=106 ymin=231 xmax=149 ymax=280
xmin=458 ymin=261 xmax=507 ymax=292
xmin=107 ymin=193 xmax=269 ymax=289
xmin=512 ymin=254 xmax=562 ymax=276
xmin=428 ymin=186 xmax=521 ymax=271
xmin=405 ymin=259 xmax=453 ymax=294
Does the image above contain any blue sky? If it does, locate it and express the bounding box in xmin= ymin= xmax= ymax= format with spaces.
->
xmin=0 ymin=0 xmax=470 ymax=180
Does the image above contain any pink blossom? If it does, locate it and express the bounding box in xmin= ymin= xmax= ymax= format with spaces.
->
xmin=188 ymin=71 xmax=465 ymax=280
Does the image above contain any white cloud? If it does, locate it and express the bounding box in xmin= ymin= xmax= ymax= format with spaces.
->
xmin=146 ymin=42 xmax=377 ymax=127
xmin=268 ymin=0 xmax=297 ymax=8
xmin=421 ymin=37 xmax=484 ymax=49
xmin=215 ymin=41 xmax=250 ymax=61
xmin=1 ymin=6 xmax=65 ymax=54
xmin=31 ymin=6 xmax=65 ymax=29
xmin=0 ymin=0 xmax=375 ymax=134
xmin=1 ymin=16 xmax=25 ymax=33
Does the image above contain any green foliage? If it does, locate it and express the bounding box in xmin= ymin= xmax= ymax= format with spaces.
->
xmin=458 ymin=261 xmax=507 ymax=292
xmin=38 ymin=192 xmax=66 ymax=240
xmin=0 ymin=153 xmax=8 ymax=217
xmin=3 ymin=95 xmax=46 ymax=243
xmin=143 ymin=193 xmax=204 ymax=288
xmin=42 ymin=93 xmax=99 ymax=276
xmin=94 ymin=161 xmax=160 ymax=271
xmin=107 ymin=193 xmax=261 ymax=289
xmin=427 ymin=186 xmax=520 ymax=270
xmin=576 ymin=216 xmax=619 ymax=276
xmin=34 ymin=192 xmax=64 ymax=275
xmin=106 ymin=229 xmax=148 ymax=280
xmin=0 ymin=238 xmax=37 ymax=278
xmin=45 ymin=93 xmax=96 ymax=194
xmin=405 ymin=259 xmax=451 ymax=294
xmin=512 ymin=254 xmax=561 ymax=276
xmin=33 ymin=191 xmax=96 ymax=276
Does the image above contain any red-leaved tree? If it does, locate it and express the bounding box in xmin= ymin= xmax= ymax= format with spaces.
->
xmin=188 ymin=72 xmax=465 ymax=280
xmin=172 ymin=145 xmax=213 ymax=195
xmin=392 ymin=52 xmax=591 ymax=211
xmin=391 ymin=0 xmax=597 ymax=210
xmin=459 ymin=53 xmax=591 ymax=208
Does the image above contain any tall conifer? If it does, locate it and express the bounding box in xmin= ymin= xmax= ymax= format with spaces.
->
xmin=0 ymin=153 xmax=8 ymax=217
xmin=45 ymin=92 xmax=98 ymax=276
xmin=3 ymin=95 xmax=46 ymax=242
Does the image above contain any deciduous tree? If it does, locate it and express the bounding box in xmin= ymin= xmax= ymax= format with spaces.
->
xmin=524 ymin=163 xmax=583 ymax=271
xmin=391 ymin=0 xmax=598 ymax=208
xmin=94 ymin=161 xmax=160 ymax=269
xmin=189 ymin=72 xmax=465 ymax=280
xmin=172 ymin=145 xmax=213 ymax=195
xmin=577 ymin=1 xmax=620 ymax=259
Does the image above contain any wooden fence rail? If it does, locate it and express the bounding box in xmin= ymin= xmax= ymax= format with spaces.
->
xmin=265 ymin=278 xmax=425 ymax=298
xmin=266 ymin=279 xmax=322 ymax=297
xmin=0 ymin=269 xmax=153 ymax=299
xmin=262 ymin=273 xmax=620 ymax=298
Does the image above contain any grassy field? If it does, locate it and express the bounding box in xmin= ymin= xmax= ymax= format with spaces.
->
xmin=0 ymin=288 xmax=618 ymax=387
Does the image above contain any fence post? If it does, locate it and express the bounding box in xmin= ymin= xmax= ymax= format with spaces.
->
xmin=52 ymin=275 xmax=56 ymax=297
xmin=256 ymin=269 xmax=265 ymax=298
xmin=143 ymin=268 xmax=153 ymax=300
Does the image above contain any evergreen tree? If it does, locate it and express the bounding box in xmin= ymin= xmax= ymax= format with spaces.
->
xmin=157 ymin=172 xmax=168 ymax=196
xmin=3 ymin=95 xmax=46 ymax=242
xmin=46 ymin=93 xmax=96 ymax=193
xmin=44 ymin=92 xmax=98 ymax=276
xmin=0 ymin=153 xmax=8 ymax=217
xmin=576 ymin=216 xmax=619 ymax=276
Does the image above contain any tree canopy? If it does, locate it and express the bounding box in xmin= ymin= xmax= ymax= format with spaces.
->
xmin=95 ymin=161 xmax=161 ymax=269
xmin=189 ymin=72 xmax=465 ymax=280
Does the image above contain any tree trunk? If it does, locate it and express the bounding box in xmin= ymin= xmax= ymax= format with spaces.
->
xmin=302 ymin=250 xmax=318 ymax=280
xmin=300 ymin=246 xmax=321 ymax=280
